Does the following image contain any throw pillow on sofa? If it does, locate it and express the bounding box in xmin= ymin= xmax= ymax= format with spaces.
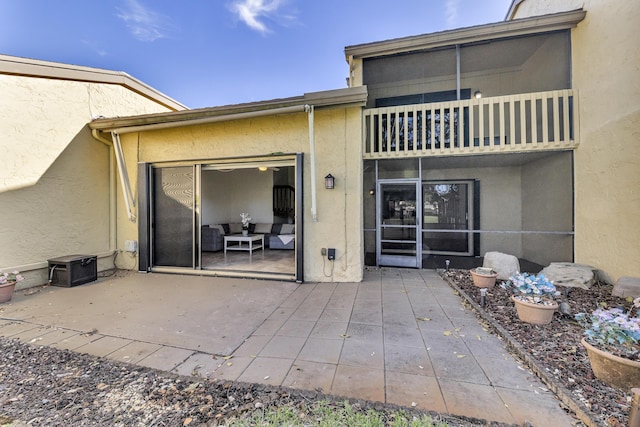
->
xmin=280 ymin=224 xmax=294 ymax=234
xmin=210 ymin=224 xmax=225 ymax=235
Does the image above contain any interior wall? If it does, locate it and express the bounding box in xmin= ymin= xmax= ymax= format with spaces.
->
xmin=201 ymin=169 xmax=274 ymax=225
xmin=521 ymin=151 xmax=574 ymax=266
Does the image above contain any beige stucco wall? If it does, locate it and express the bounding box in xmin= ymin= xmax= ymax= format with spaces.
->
xmin=0 ymin=75 xmax=176 ymax=287
xmin=117 ymin=106 xmax=364 ymax=282
xmin=514 ymin=0 xmax=640 ymax=281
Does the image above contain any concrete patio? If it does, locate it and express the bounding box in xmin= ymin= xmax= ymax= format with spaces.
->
xmin=0 ymin=268 xmax=576 ymax=426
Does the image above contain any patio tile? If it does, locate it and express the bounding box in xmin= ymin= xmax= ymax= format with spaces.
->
xmin=439 ymin=379 xmax=516 ymax=424
xmin=290 ymin=304 xmax=325 ymax=321
xmin=496 ymin=386 xmax=575 ymax=426
xmin=14 ymin=326 xmax=58 ymax=344
xmin=173 ymin=352 xmax=220 ymax=378
xmin=309 ymin=321 xmax=348 ymax=339
xmin=75 ymin=336 xmax=133 ymax=357
xmin=252 ymin=318 xmax=287 ymax=336
xmin=49 ymin=332 xmax=103 ymax=351
xmin=232 ymin=335 xmax=272 ymax=357
xmin=24 ymin=328 xmax=80 ymax=347
xmin=107 ymin=341 xmax=163 ymax=364
xmin=237 ymin=356 xmax=294 ymax=386
xmin=280 ymin=285 xmax=316 ymax=308
xmin=346 ymin=323 xmax=383 ymax=342
xmin=339 ymin=339 xmax=384 ymax=369
xmin=276 ymin=319 xmax=316 ymax=337
xmin=319 ymin=308 xmax=352 ymax=322
xmin=283 ymin=360 xmax=337 ymax=393
xmin=259 ymin=335 xmax=306 ymax=359
xmin=474 ymin=353 xmax=539 ymax=389
xmin=298 ymin=338 xmax=343 ymax=364
xmin=428 ymin=350 xmax=490 ymax=385
xmin=0 ymin=321 xmax=39 ymax=337
xmin=385 ymin=371 xmax=446 ymax=413
xmin=210 ymin=355 xmax=255 ymax=381
xmin=350 ymin=310 xmax=382 ymax=325
xmin=421 ymin=330 xmax=470 ymax=354
xmin=384 ymin=344 xmax=434 ymax=376
xmin=136 ymin=346 xmax=195 ymax=371
xmin=331 ymin=365 xmax=384 ymax=403
xmin=383 ymin=325 xmax=425 ymax=348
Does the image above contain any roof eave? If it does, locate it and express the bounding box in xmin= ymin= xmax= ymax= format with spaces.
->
xmin=344 ymin=9 xmax=586 ymax=60
xmin=0 ymin=54 xmax=187 ymax=111
xmin=89 ymin=85 xmax=368 ymax=133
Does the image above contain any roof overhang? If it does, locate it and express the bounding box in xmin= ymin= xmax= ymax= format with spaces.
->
xmin=344 ymin=9 xmax=586 ymax=60
xmin=90 ymin=86 xmax=368 ymax=134
xmin=0 ymin=54 xmax=186 ymax=111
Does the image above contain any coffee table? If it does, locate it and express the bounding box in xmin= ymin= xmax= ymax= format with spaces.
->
xmin=223 ymin=234 xmax=264 ymax=254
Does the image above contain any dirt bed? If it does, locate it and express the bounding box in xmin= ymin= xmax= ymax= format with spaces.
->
xmin=442 ymin=269 xmax=633 ymax=427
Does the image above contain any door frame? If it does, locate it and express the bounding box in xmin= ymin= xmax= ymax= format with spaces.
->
xmin=376 ymin=179 xmax=422 ymax=268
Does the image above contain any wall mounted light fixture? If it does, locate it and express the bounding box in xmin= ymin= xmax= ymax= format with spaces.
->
xmin=369 ymin=189 xmax=375 ymax=196
xmin=474 ymin=90 xmax=482 ymax=99
xmin=258 ymin=166 xmax=268 ymax=172
xmin=324 ymin=174 xmax=335 ymax=189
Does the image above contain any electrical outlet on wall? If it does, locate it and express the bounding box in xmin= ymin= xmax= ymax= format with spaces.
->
xmin=327 ymin=248 xmax=335 ymax=260
xmin=321 ymin=248 xmax=327 ymax=256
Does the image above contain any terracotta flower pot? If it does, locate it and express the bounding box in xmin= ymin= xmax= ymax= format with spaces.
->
xmin=0 ymin=281 xmax=16 ymax=303
xmin=582 ymin=337 xmax=640 ymax=390
xmin=470 ymin=268 xmax=498 ymax=288
xmin=511 ymin=296 xmax=557 ymax=325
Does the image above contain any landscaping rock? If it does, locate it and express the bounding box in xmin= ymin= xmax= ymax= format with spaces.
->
xmin=540 ymin=262 xmax=596 ymax=290
xmin=612 ymin=276 xmax=640 ymax=298
xmin=482 ymin=251 xmax=520 ymax=280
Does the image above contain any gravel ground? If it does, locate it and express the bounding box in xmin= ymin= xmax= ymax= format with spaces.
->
xmin=443 ymin=269 xmax=632 ymax=427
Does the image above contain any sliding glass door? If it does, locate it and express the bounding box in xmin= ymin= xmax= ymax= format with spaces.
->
xmin=151 ymin=166 xmax=198 ymax=268
xmin=422 ymin=181 xmax=473 ymax=255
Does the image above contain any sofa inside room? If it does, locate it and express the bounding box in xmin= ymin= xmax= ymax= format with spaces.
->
xmin=202 ymin=222 xmax=294 ymax=251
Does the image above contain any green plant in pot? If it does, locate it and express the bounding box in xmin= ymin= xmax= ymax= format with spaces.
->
xmin=0 ymin=270 xmax=24 ymax=303
xmin=504 ymin=272 xmax=559 ymax=325
xmin=575 ymin=299 xmax=640 ymax=390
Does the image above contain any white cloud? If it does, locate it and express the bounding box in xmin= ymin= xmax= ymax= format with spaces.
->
xmin=445 ymin=0 xmax=460 ymax=27
xmin=116 ymin=0 xmax=174 ymax=42
xmin=229 ymin=0 xmax=289 ymax=34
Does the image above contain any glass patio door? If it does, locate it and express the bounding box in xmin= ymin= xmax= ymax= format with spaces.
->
xmin=151 ymin=166 xmax=198 ymax=268
xmin=422 ymin=181 xmax=473 ymax=255
xmin=377 ymin=180 xmax=422 ymax=268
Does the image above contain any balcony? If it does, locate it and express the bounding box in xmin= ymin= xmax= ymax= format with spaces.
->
xmin=363 ymin=89 xmax=578 ymax=159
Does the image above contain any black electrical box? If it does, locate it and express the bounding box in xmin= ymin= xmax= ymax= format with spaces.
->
xmin=48 ymin=255 xmax=97 ymax=287
xmin=327 ymin=248 xmax=336 ymax=260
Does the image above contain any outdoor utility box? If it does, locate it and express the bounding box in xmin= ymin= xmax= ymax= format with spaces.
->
xmin=47 ymin=255 xmax=97 ymax=287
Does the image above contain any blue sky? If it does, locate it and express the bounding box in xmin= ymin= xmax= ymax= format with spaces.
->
xmin=0 ymin=0 xmax=512 ymax=109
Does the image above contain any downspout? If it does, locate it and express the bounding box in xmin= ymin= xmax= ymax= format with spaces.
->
xmin=91 ymin=129 xmax=117 ymax=253
xmin=110 ymin=132 xmax=136 ymax=223
xmin=456 ymin=44 xmax=461 ymax=100
xmin=305 ymin=104 xmax=318 ymax=222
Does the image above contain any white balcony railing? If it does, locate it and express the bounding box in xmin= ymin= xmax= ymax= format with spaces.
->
xmin=363 ymin=89 xmax=578 ymax=159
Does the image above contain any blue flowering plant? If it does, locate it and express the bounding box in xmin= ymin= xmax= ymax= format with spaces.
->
xmin=575 ymin=298 xmax=640 ymax=360
xmin=503 ymin=272 xmax=559 ymax=305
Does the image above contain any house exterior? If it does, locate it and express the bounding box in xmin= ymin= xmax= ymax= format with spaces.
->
xmin=345 ymin=0 xmax=639 ymax=283
xmin=2 ymin=0 xmax=638 ymax=287
xmin=0 ymin=55 xmax=185 ymax=288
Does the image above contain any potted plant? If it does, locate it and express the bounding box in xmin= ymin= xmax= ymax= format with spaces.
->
xmin=470 ymin=267 xmax=498 ymax=288
xmin=0 ymin=270 xmax=24 ymax=303
xmin=240 ymin=212 xmax=251 ymax=236
xmin=504 ymin=272 xmax=558 ymax=325
xmin=575 ymin=300 xmax=640 ymax=390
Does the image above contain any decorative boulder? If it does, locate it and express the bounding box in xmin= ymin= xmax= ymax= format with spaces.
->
xmin=540 ymin=262 xmax=596 ymax=290
xmin=612 ymin=277 xmax=640 ymax=298
xmin=482 ymin=252 xmax=520 ymax=280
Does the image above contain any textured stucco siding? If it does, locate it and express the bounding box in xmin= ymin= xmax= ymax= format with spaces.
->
xmin=119 ymin=106 xmax=364 ymax=282
xmin=513 ymin=0 xmax=640 ymax=281
xmin=0 ymin=75 xmax=175 ymax=287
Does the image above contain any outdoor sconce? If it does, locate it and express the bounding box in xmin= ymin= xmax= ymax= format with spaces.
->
xmin=369 ymin=189 xmax=375 ymax=196
xmin=474 ymin=90 xmax=482 ymax=99
xmin=324 ymin=174 xmax=335 ymax=189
